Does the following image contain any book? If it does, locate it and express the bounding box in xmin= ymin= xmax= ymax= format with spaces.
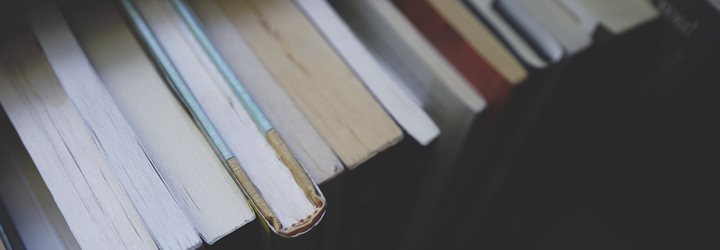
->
xmin=212 ymin=0 xmax=403 ymax=168
xmin=566 ymin=0 xmax=659 ymax=35
xmin=330 ymin=0 xmax=486 ymax=117
xmin=294 ymin=0 xmax=440 ymax=146
xmin=329 ymin=0 xmax=486 ymax=174
xmin=492 ymin=0 xmax=565 ymax=62
xmin=0 ymin=34 xmax=160 ymax=249
xmin=64 ymin=0 xmax=255 ymax=244
xmin=391 ymin=0 xmax=513 ymax=112
xmin=0 ymin=111 xmax=80 ymax=250
xmin=426 ymin=0 xmax=528 ymax=85
xmin=464 ymin=0 xmax=551 ymax=66
xmin=122 ymin=0 xmax=326 ymax=236
xmin=183 ymin=0 xmax=344 ymax=183
xmin=330 ymin=1 xmax=509 ymax=248
xmin=495 ymin=0 xmax=593 ymax=55
xmin=26 ymin=3 xmax=201 ymax=248
xmin=464 ymin=0 xmax=554 ymax=68
xmin=168 ymin=0 xmax=336 ymax=186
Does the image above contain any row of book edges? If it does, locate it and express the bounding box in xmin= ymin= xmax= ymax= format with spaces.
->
xmin=0 ymin=0 xmax=676 ymax=249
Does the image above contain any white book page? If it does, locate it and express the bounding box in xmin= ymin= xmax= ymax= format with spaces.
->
xmin=135 ymin=0 xmax=317 ymax=229
xmin=27 ymin=4 xmax=200 ymax=249
xmin=68 ymin=2 xmax=255 ymax=244
xmin=0 ymin=39 xmax=157 ymax=250
xmin=189 ymin=0 xmax=344 ymax=183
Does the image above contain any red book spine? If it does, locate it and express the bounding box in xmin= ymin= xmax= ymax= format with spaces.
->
xmin=391 ymin=0 xmax=512 ymax=112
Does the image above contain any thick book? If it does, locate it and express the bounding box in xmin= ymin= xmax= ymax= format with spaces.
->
xmin=211 ymin=0 xmax=403 ymax=168
xmin=167 ymin=0 xmax=340 ymax=185
xmin=294 ymin=0 xmax=440 ymax=146
xmin=185 ymin=0 xmax=344 ymax=184
xmin=122 ymin=0 xmax=326 ymax=237
xmin=64 ymin=0 xmax=255 ymax=244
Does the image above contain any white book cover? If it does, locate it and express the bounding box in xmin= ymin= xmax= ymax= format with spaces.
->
xmin=295 ymin=0 xmax=440 ymax=146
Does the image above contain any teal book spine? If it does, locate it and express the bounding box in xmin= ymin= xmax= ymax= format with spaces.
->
xmin=170 ymin=0 xmax=273 ymax=133
xmin=119 ymin=0 xmax=233 ymax=160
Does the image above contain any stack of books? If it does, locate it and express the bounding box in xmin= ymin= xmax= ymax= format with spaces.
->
xmin=0 ymin=0 xmax=673 ymax=249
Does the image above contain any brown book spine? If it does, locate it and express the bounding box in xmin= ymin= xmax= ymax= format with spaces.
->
xmin=391 ymin=0 xmax=512 ymax=112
